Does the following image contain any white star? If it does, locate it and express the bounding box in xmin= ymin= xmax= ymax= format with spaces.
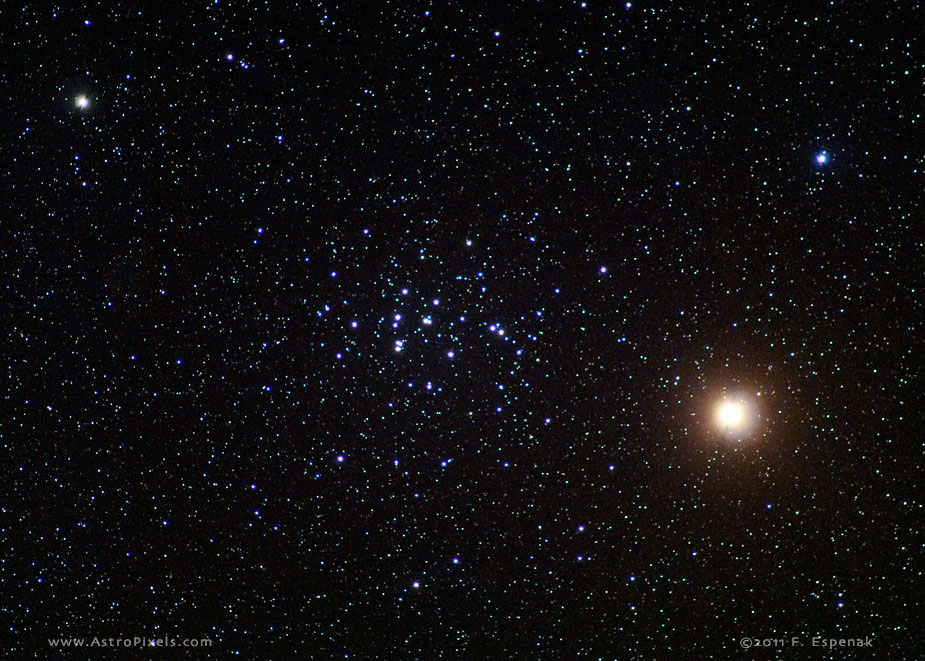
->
xmin=75 ymin=95 xmax=89 ymax=109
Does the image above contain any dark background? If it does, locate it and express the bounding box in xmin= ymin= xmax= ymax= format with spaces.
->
xmin=1 ymin=1 xmax=921 ymax=657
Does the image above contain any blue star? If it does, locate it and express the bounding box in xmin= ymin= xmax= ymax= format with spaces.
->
xmin=816 ymin=152 xmax=829 ymax=165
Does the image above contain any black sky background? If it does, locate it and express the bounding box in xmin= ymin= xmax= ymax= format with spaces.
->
xmin=1 ymin=1 xmax=922 ymax=657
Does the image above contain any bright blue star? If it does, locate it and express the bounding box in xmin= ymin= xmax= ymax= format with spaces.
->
xmin=816 ymin=152 xmax=829 ymax=165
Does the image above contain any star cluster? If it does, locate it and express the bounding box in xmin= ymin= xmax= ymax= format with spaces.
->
xmin=2 ymin=2 xmax=920 ymax=657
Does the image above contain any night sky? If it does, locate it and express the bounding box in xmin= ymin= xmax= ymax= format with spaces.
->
xmin=3 ymin=1 xmax=922 ymax=657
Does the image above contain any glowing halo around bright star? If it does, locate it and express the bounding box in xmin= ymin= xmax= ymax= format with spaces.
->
xmin=714 ymin=393 xmax=759 ymax=441
xmin=75 ymin=95 xmax=90 ymax=109
xmin=816 ymin=152 xmax=828 ymax=165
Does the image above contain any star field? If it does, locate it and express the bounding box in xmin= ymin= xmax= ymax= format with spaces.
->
xmin=2 ymin=1 xmax=922 ymax=657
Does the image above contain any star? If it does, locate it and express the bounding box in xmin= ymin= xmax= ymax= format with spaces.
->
xmin=816 ymin=152 xmax=828 ymax=165
xmin=714 ymin=394 xmax=759 ymax=441
xmin=75 ymin=95 xmax=89 ymax=109
xmin=717 ymin=402 xmax=744 ymax=427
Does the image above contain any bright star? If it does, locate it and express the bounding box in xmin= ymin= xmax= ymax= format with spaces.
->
xmin=816 ymin=152 xmax=828 ymax=165
xmin=714 ymin=393 xmax=760 ymax=441
xmin=718 ymin=402 xmax=744 ymax=427
xmin=75 ymin=95 xmax=89 ymax=109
